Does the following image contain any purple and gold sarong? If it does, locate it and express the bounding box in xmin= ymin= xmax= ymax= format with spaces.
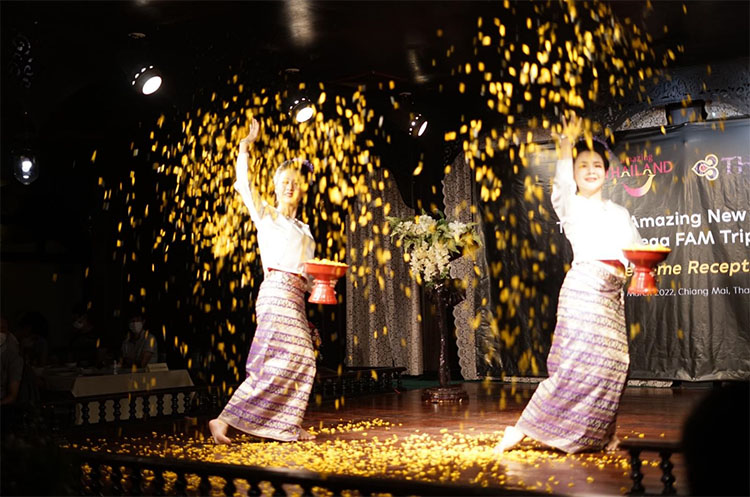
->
xmin=515 ymin=261 xmax=629 ymax=453
xmin=218 ymin=270 xmax=315 ymax=441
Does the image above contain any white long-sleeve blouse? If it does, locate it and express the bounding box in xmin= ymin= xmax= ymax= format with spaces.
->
xmin=233 ymin=152 xmax=315 ymax=280
xmin=551 ymin=158 xmax=641 ymax=267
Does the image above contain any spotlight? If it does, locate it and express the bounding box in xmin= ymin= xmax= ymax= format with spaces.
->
xmin=289 ymin=96 xmax=315 ymax=123
xmin=131 ymin=65 xmax=162 ymax=95
xmin=393 ymin=93 xmax=429 ymax=138
xmin=409 ymin=113 xmax=428 ymax=137
xmin=282 ymin=68 xmax=316 ymax=124
xmin=13 ymin=151 xmax=39 ymax=185
xmin=121 ymin=33 xmax=164 ymax=96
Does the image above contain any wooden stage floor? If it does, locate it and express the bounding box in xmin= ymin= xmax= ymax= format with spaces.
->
xmin=67 ymin=381 xmax=710 ymax=496
xmin=302 ymin=381 xmax=705 ymax=495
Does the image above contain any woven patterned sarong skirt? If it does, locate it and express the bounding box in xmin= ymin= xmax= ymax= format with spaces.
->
xmin=515 ymin=261 xmax=629 ymax=453
xmin=218 ymin=270 xmax=315 ymax=441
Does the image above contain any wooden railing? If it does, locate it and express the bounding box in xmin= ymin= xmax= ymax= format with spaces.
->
xmin=41 ymin=385 xmax=220 ymax=430
xmin=619 ymin=439 xmax=683 ymax=495
xmin=315 ymin=366 xmax=405 ymax=398
xmin=41 ymin=367 xmax=406 ymax=429
xmin=64 ymin=448 xmax=552 ymax=496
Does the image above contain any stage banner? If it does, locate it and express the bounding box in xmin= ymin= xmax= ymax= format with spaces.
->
xmin=480 ymin=119 xmax=749 ymax=381
xmin=610 ymin=119 xmax=749 ymax=381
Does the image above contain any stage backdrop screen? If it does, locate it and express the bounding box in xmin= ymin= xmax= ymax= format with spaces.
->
xmin=610 ymin=119 xmax=749 ymax=381
xmin=482 ymin=119 xmax=749 ymax=381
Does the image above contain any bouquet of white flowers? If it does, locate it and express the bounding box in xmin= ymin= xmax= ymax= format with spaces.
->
xmin=387 ymin=213 xmax=481 ymax=287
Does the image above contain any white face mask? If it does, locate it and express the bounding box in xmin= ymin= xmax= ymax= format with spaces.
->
xmin=129 ymin=321 xmax=144 ymax=335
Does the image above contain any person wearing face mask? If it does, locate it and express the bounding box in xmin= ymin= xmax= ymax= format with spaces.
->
xmin=208 ymin=118 xmax=318 ymax=445
xmin=120 ymin=312 xmax=158 ymax=369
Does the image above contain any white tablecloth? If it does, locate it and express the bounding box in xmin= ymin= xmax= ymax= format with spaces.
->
xmin=41 ymin=369 xmax=195 ymax=424
xmin=70 ymin=370 xmax=193 ymax=397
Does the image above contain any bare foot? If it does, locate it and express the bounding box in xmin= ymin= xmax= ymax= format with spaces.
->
xmin=494 ymin=425 xmax=525 ymax=454
xmin=604 ymin=434 xmax=620 ymax=452
xmin=298 ymin=427 xmax=316 ymax=441
xmin=209 ymin=418 xmax=232 ymax=445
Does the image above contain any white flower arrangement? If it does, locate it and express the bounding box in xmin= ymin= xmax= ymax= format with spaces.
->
xmin=387 ymin=213 xmax=481 ymax=287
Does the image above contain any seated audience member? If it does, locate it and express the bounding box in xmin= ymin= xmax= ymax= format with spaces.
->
xmin=68 ymin=303 xmax=108 ymax=367
xmin=121 ymin=312 xmax=158 ymax=369
xmin=682 ymin=381 xmax=750 ymax=496
xmin=16 ymin=311 xmax=50 ymax=367
xmin=1 ymin=317 xmax=24 ymax=406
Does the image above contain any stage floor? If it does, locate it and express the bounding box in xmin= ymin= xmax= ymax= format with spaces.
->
xmin=66 ymin=381 xmax=709 ymax=496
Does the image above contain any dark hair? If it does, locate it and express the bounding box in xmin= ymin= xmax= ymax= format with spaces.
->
xmin=19 ymin=311 xmax=49 ymax=338
xmin=274 ymin=158 xmax=314 ymax=187
xmin=71 ymin=302 xmax=88 ymax=316
xmin=574 ymin=139 xmax=610 ymax=171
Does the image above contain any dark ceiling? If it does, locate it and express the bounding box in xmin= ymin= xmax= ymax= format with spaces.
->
xmin=3 ymin=1 xmax=749 ymax=144
xmin=1 ymin=1 xmax=748 ymax=256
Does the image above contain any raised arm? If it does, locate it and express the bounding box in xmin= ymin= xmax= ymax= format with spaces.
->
xmin=233 ymin=118 xmax=267 ymax=223
xmin=550 ymin=114 xmax=583 ymax=220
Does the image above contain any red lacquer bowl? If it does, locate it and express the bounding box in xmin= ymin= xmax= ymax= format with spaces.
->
xmin=622 ymin=246 xmax=671 ymax=296
xmin=304 ymin=260 xmax=348 ymax=305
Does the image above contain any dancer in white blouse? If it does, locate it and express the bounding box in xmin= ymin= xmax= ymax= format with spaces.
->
xmin=496 ymin=114 xmax=642 ymax=454
xmin=209 ymin=118 xmax=317 ymax=444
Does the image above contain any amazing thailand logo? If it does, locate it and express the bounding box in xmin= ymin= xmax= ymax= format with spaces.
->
xmin=610 ymin=149 xmax=746 ymax=197
xmin=608 ymin=151 xmax=674 ymax=198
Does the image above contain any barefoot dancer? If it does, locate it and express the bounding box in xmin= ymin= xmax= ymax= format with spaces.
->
xmin=209 ymin=118 xmax=316 ymax=443
xmin=496 ymin=114 xmax=642 ymax=454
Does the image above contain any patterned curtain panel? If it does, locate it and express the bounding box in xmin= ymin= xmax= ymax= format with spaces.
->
xmin=443 ymin=153 xmax=494 ymax=380
xmin=345 ymin=168 xmax=423 ymax=375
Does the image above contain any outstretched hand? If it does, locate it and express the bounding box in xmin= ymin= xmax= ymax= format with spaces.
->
xmin=554 ymin=112 xmax=584 ymax=143
xmin=236 ymin=118 xmax=261 ymax=185
xmin=240 ymin=118 xmax=260 ymax=146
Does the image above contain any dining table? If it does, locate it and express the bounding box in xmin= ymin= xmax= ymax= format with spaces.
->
xmin=40 ymin=365 xmax=194 ymax=424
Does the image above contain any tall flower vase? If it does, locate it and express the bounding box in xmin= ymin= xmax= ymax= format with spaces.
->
xmin=422 ymin=279 xmax=469 ymax=403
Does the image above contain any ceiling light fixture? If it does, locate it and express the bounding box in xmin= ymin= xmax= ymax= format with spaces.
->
xmin=289 ymin=96 xmax=315 ymax=123
xmin=121 ymin=33 xmax=164 ymax=96
xmin=409 ymin=113 xmax=428 ymax=137
xmin=396 ymin=92 xmax=429 ymax=138
xmin=283 ymin=68 xmax=316 ymax=123
xmin=131 ymin=65 xmax=162 ymax=95
xmin=13 ymin=150 xmax=39 ymax=185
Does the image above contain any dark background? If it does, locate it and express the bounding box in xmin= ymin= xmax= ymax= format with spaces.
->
xmin=2 ymin=1 xmax=748 ymax=381
xmin=477 ymin=119 xmax=750 ymax=381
